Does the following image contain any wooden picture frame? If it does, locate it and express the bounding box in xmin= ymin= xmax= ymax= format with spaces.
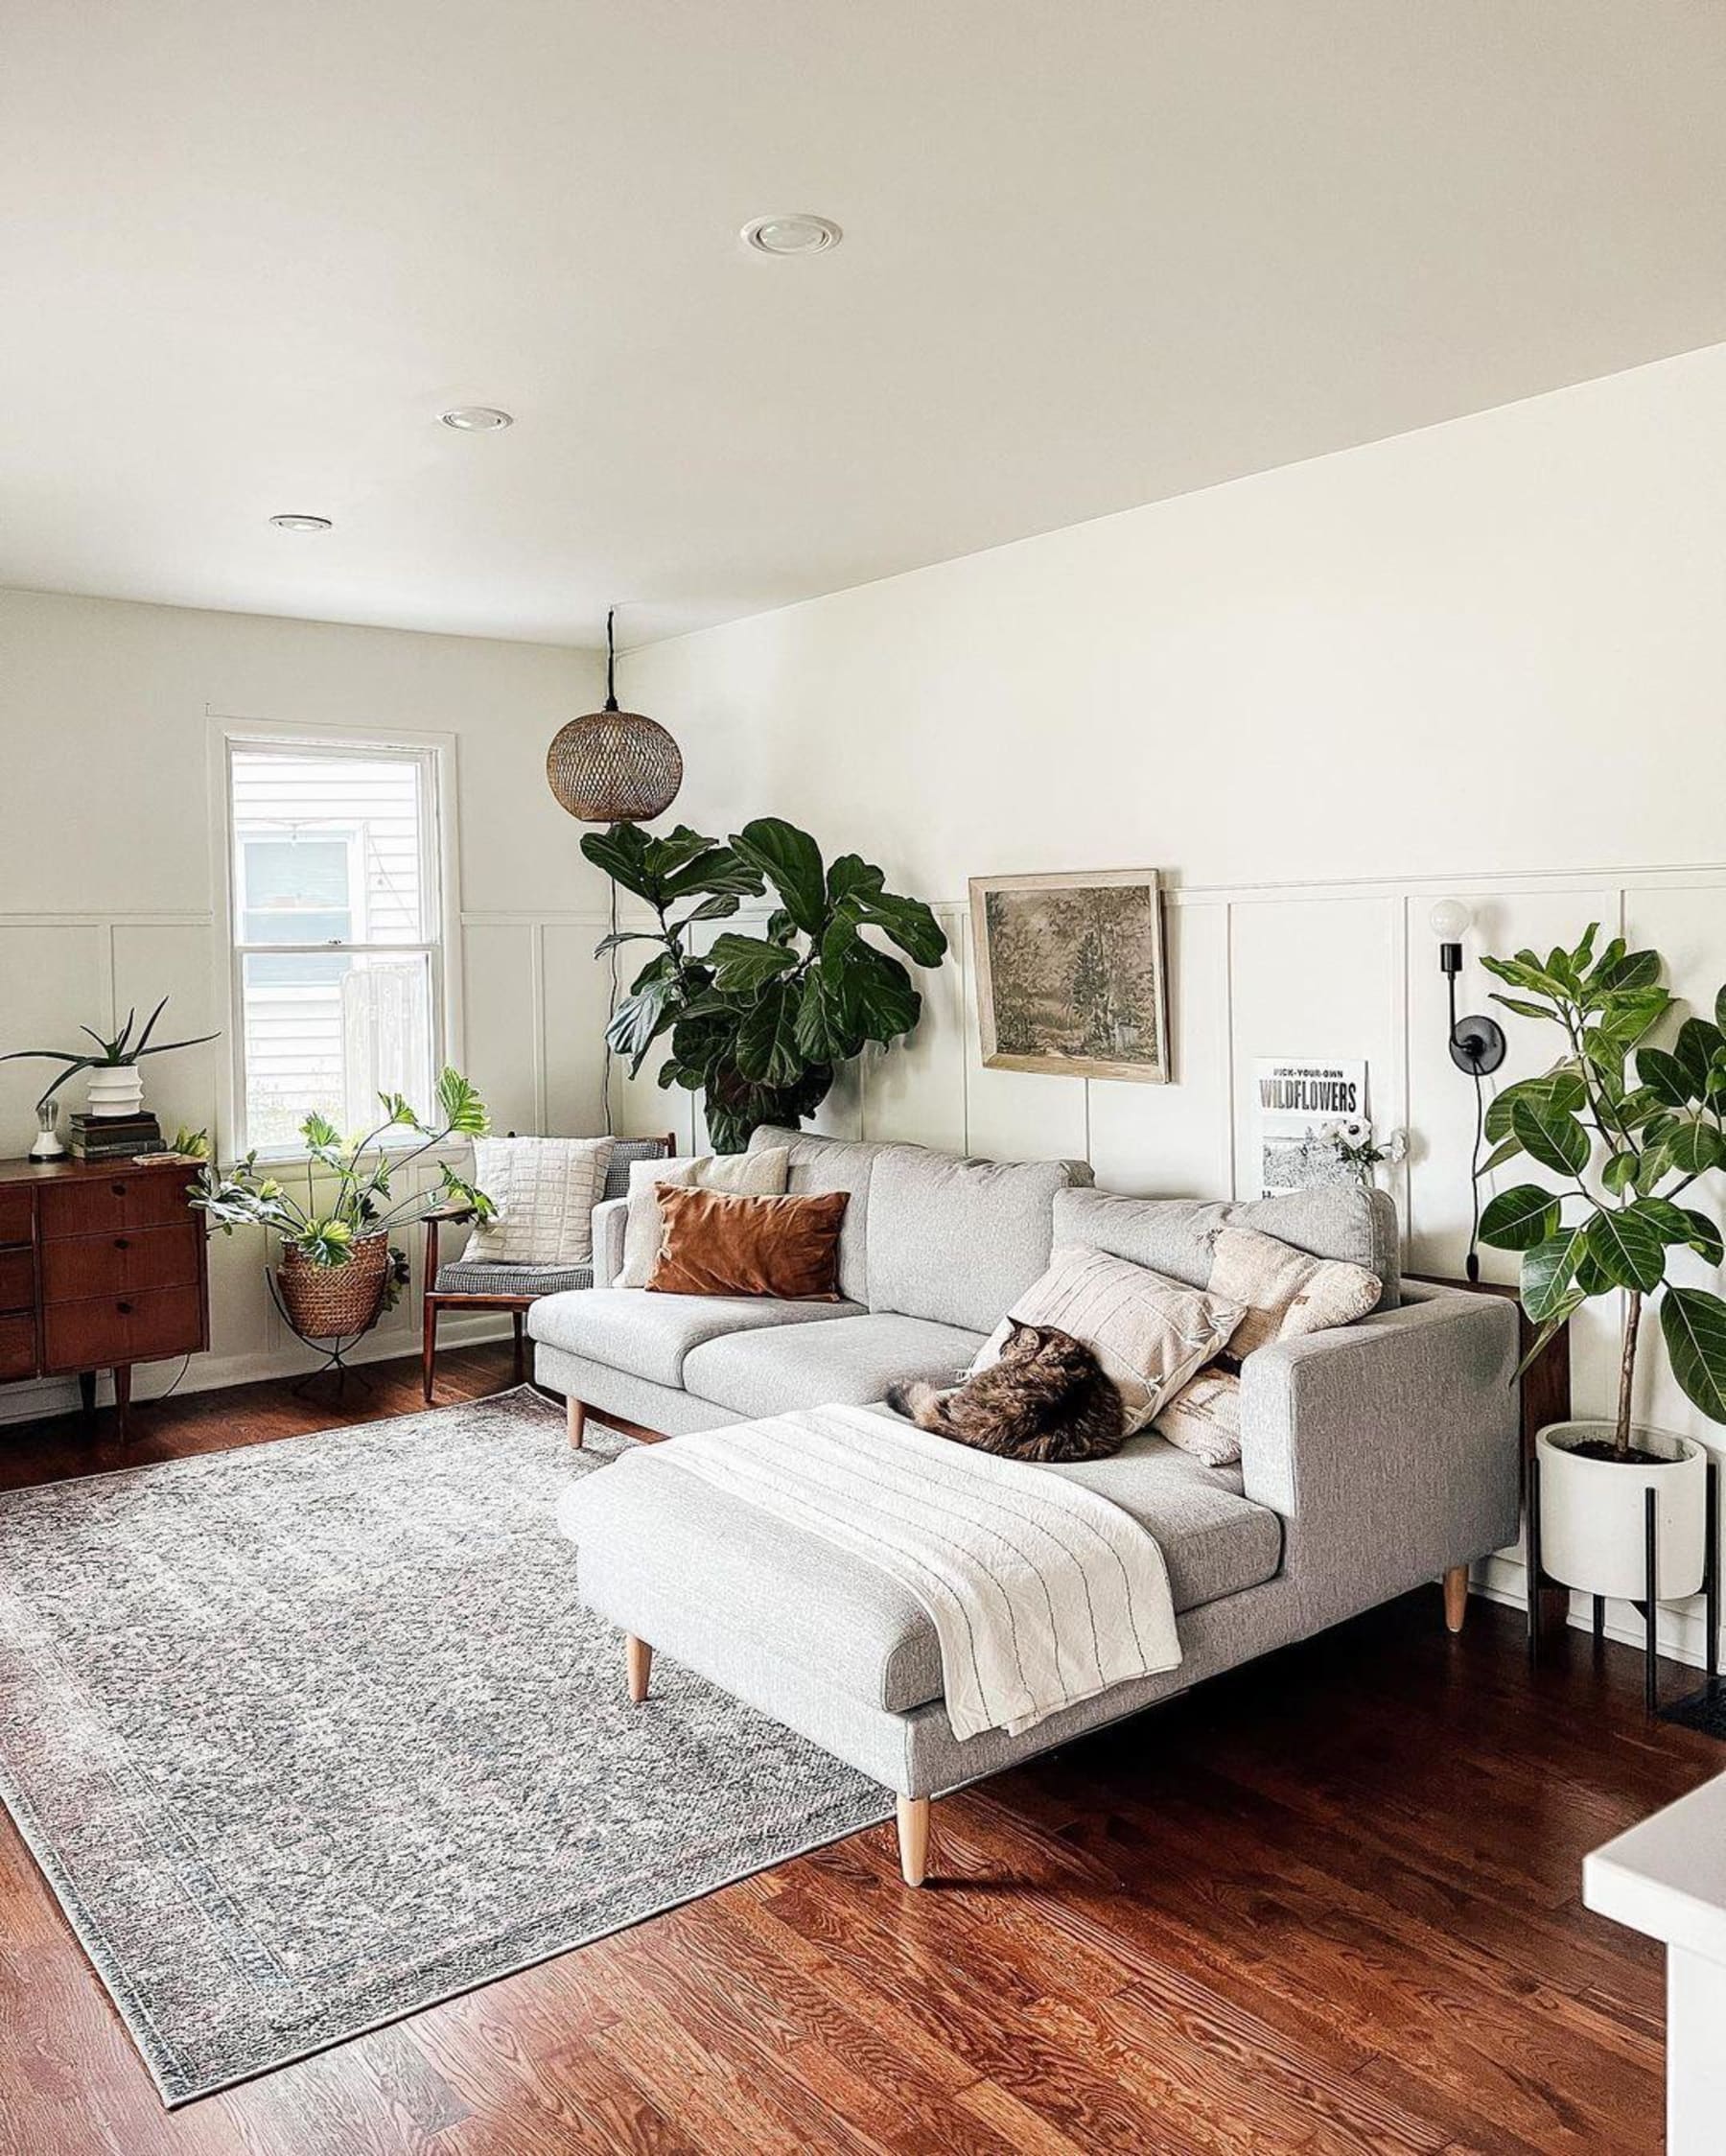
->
xmin=968 ymin=869 xmax=1171 ymax=1083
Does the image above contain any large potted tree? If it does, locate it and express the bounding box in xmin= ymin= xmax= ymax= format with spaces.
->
xmin=1477 ymin=926 xmax=1726 ymax=1601
xmin=582 ymin=816 xmax=948 ymax=1152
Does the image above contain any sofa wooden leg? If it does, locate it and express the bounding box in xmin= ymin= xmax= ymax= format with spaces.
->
xmin=896 ymin=1794 xmax=930 ymax=1887
xmin=1443 ymin=1564 xmax=1469 ymax=1634
xmin=626 ymin=1635 xmax=652 ymax=1702
xmin=568 ymin=1396 xmax=586 ymax=1449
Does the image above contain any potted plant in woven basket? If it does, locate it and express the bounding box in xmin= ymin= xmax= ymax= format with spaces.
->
xmin=1477 ymin=926 xmax=1726 ymax=1602
xmin=192 ymin=1070 xmax=495 ymax=1342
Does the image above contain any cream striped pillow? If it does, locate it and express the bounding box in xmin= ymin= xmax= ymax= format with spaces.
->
xmin=462 ymin=1137 xmax=615 ymax=1267
xmin=969 ymin=1243 xmax=1244 ymax=1434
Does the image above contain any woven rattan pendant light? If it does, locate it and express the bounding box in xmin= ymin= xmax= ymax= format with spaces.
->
xmin=546 ymin=607 xmax=683 ymax=823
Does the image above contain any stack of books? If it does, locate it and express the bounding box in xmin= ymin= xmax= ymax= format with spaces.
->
xmin=67 ymin=1111 xmax=165 ymax=1161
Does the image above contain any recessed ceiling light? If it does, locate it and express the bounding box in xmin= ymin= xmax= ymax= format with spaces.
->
xmin=740 ymin=213 xmax=842 ymax=257
xmin=439 ymin=405 xmax=514 ymax=432
xmin=268 ymin=513 xmax=332 ymax=531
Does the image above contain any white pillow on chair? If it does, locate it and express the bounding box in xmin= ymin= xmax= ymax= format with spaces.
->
xmin=617 ymin=1146 xmax=791 ymax=1287
xmin=462 ymin=1137 xmax=617 ymax=1268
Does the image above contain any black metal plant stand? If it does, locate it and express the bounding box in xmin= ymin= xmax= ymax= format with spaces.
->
xmin=1528 ymin=1453 xmax=1720 ymax=1722
xmin=263 ymin=1265 xmax=383 ymax=1400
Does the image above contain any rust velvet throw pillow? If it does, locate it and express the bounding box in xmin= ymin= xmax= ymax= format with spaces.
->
xmin=645 ymin=1184 xmax=849 ymax=1301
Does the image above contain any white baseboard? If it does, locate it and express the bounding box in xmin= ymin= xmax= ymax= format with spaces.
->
xmin=1476 ymin=1549 xmax=1719 ymax=1676
xmin=0 ymin=1311 xmax=516 ymax=1427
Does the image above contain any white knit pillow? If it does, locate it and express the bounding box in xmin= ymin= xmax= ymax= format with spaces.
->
xmin=617 ymin=1146 xmax=791 ymax=1287
xmin=462 ymin=1137 xmax=615 ymax=1267
xmin=969 ymin=1243 xmax=1243 ymax=1434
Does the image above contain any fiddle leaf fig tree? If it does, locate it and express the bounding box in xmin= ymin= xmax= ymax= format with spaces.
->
xmin=581 ymin=817 xmax=948 ymax=1153
xmin=1475 ymin=925 xmax=1726 ymax=1458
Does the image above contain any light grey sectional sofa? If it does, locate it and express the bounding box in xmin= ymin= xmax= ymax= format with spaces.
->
xmin=530 ymin=1126 xmax=1520 ymax=1884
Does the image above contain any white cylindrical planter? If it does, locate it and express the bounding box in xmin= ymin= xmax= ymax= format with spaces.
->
xmin=85 ymin=1066 xmax=145 ymax=1118
xmin=1536 ymin=1421 xmax=1707 ymax=1603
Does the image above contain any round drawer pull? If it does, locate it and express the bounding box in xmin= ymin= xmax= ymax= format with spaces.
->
xmin=114 ymin=1237 xmax=129 ymax=1252
xmin=116 ymin=1301 xmax=132 ymax=1316
xmin=110 ymin=1182 xmax=128 ymax=1198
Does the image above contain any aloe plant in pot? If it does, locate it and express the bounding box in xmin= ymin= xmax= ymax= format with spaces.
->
xmin=1476 ymin=926 xmax=1726 ymax=1603
xmin=582 ymin=816 xmax=948 ymax=1152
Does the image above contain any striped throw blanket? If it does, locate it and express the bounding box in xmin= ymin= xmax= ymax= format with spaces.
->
xmin=654 ymin=1404 xmax=1181 ymax=1742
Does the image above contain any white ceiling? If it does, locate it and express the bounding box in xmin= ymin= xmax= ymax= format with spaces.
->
xmin=5 ymin=2 xmax=1726 ymax=648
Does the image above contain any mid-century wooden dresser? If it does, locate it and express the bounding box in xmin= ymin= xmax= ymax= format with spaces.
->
xmin=0 ymin=1157 xmax=210 ymax=1441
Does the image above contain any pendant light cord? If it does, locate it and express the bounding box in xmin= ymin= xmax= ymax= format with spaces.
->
xmin=604 ymin=606 xmax=618 ymax=712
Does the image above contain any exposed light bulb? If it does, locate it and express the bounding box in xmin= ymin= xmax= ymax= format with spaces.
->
xmin=1429 ymin=899 xmax=1472 ymax=942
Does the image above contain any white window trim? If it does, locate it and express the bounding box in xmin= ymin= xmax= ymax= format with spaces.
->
xmin=208 ymin=715 xmax=465 ymax=1162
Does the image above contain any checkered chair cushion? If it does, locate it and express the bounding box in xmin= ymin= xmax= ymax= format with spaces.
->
xmin=602 ymin=1136 xmax=674 ymax=1203
xmin=433 ymin=1259 xmax=595 ymax=1297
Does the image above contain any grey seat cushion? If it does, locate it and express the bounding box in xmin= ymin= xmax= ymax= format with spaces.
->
xmin=683 ymin=1312 xmax=986 ymax=1420
xmin=570 ymin=1425 xmax=1282 ymax=1714
xmin=526 ymin=1286 xmax=862 ymax=1389
xmin=436 ymin=1259 xmax=593 ymax=1297
xmin=866 ymin=1146 xmax=1092 ymax=1332
xmin=1054 ymin=1183 xmax=1401 ymax=1311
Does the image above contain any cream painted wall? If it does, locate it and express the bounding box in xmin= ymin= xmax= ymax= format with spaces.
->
xmin=625 ymin=343 xmax=1726 ymax=1668
xmin=0 ymin=586 xmax=608 ymax=1411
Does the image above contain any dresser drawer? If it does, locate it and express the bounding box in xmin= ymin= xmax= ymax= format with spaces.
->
xmin=39 ymin=1171 xmax=197 ymax=1239
xmin=44 ymin=1285 xmax=205 ymax=1373
xmin=41 ymin=1222 xmax=202 ymax=1304
xmin=0 ymin=1248 xmax=35 ymax=1313
xmin=0 ymin=1188 xmax=33 ymax=1246
xmin=0 ymin=1313 xmax=36 ymax=1383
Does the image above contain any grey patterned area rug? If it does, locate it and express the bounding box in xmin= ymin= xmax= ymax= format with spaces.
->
xmin=0 ymin=1389 xmax=891 ymax=2106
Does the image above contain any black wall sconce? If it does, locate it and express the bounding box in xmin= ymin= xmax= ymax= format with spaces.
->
xmin=1430 ymin=899 xmax=1506 ymax=1280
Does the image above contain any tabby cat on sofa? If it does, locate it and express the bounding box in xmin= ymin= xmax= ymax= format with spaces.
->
xmin=886 ymin=1322 xmax=1127 ymax=1464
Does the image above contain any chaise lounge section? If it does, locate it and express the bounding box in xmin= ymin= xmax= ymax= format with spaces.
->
xmin=530 ymin=1129 xmax=1521 ymax=1883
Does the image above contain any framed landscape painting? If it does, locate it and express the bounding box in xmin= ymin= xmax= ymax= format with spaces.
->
xmin=969 ymin=869 xmax=1171 ymax=1083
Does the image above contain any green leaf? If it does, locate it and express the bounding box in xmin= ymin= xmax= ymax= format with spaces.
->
xmin=1477 ymin=1135 xmax=1525 ymax=1176
xmin=1637 ymin=1045 xmax=1695 ymax=1108
xmin=434 ymin=1067 xmax=489 ymax=1136
xmin=1600 ymin=1151 xmax=1639 ymax=1197
xmin=1514 ymin=1299 xmax=1585 ymax=1383
xmin=1598 ymin=987 xmax=1672 ymax=1045
xmin=1631 ymin=1196 xmax=1726 ymax=1265
xmin=792 ymin=972 xmax=854 ymax=1063
xmin=1666 ymin=1120 xmax=1726 ymax=1177
xmin=660 ymin=844 xmax=765 ymax=903
xmin=1581 ymin=1028 xmax=1627 ymax=1087
xmin=1580 ymin=1206 xmax=1667 ymax=1295
xmin=668 ymin=894 xmax=743 ymax=930
xmin=579 ymin=822 xmax=656 ymax=901
xmin=1661 ymin=1286 xmax=1726 ymax=1424
xmin=1522 ymin=1228 xmax=1589 ymax=1321
xmin=1492 ymin=995 xmax=1561 ymax=1022
xmin=735 ymin=980 xmax=804 ymax=1088
xmin=1484 ymin=1069 xmax=1586 ymax=1145
xmin=1716 ymin=983 xmax=1726 ymax=1035
xmin=1479 ymin=1184 xmax=1562 ymax=1252
xmin=826 ymin=854 xmax=886 ymax=906
xmin=705 ymin=933 xmax=803 ymax=994
xmin=1481 ymin=952 xmax=1573 ymax=1002
xmin=301 ymin=1111 xmax=341 ymax=1153
xmin=829 ymin=945 xmax=921 ymax=1043
xmin=607 ymin=978 xmax=681 ymax=1072
xmin=1598 ymin=949 xmax=1662 ymax=993
xmin=838 ymin=888 xmax=949 ymax=968
xmin=731 ymin=819 xmax=828 ymax=936
xmin=1510 ymin=1094 xmax=1591 ymax=1179
xmin=1675 ymin=1017 xmax=1726 ymax=1097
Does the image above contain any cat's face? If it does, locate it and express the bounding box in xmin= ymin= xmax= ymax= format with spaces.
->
xmin=1006 ymin=1322 xmax=1093 ymax=1377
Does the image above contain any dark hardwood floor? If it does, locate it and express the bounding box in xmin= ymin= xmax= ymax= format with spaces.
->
xmin=0 ymin=1343 xmax=1714 ymax=2155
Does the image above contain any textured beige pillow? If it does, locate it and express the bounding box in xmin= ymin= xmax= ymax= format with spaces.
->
xmin=617 ymin=1146 xmax=790 ymax=1287
xmin=462 ymin=1137 xmax=615 ymax=1267
xmin=1157 ymin=1226 xmax=1381 ymax=1465
xmin=1207 ymin=1225 xmax=1381 ymax=1357
xmin=969 ymin=1243 xmax=1244 ymax=1434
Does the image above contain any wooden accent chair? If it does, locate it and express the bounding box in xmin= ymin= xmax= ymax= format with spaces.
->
xmin=421 ymin=1134 xmax=674 ymax=1403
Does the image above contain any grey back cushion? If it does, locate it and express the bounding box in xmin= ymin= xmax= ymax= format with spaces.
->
xmin=1053 ymin=1183 xmax=1401 ymax=1311
xmin=868 ymin=1145 xmax=1095 ymax=1333
xmin=748 ymin=1125 xmax=882 ymax=1303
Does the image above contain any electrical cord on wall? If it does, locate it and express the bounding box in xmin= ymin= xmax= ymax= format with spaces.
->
xmin=600 ymin=878 xmax=618 ymax=1137
xmin=1465 ymin=1067 xmax=1486 ymax=1283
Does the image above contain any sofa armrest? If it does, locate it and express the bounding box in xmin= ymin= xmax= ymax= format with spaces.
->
xmin=591 ymin=1197 xmax=628 ymax=1289
xmin=1238 ymin=1286 xmax=1520 ymax=1621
